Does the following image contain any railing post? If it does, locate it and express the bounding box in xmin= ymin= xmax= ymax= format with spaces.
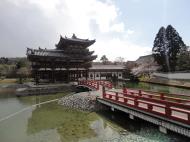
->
xmin=148 ymin=104 xmax=153 ymax=111
xmin=102 ymin=86 xmax=105 ymax=98
xmin=134 ymin=96 xmax=138 ymax=107
xmin=160 ymin=93 xmax=164 ymax=100
xmin=123 ymin=88 xmax=127 ymax=93
xmin=166 ymin=104 xmax=171 ymax=117
xmin=97 ymin=81 xmax=99 ymax=90
xmin=115 ymin=92 xmax=118 ymax=101
xmin=188 ymin=114 xmax=190 ymax=123
xmin=139 ymin=90 xmax=142 ymax=96
xmin=123 ymin=88 xmax=128 ymax=97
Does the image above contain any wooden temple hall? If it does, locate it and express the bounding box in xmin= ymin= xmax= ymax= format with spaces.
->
xmin=27 ymin=34 xmax=97 ymax=83
xmin=27 ymin=34 xmax=124 ymax=83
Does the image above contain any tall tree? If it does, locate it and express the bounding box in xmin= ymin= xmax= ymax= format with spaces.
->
xmin=166 ymin=25 xmax=186 ymax=71
xmin=152 ymin=25 xmax=186 ymax=72
xmin=152 ymin=27 xmax=169 ymax=72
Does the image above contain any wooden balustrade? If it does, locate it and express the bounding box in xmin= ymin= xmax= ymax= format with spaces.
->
xmin=98 ymin=80 xmax=112 ymax=89
xmin=104 ymin=89 xmax=190 ymax=125
xmin=79 ymin=80 xmax=190 ymax=125
xmin=78 ymin=80 xmax=113 ymax=90
xmin=123 ymin=88 xmax=190 ymax=104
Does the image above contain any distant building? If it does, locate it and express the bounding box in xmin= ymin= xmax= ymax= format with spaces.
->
xmin=132 ymin=54 xmax=160 ymax=76
xmin=88 ymin=63 xmax=124 ymax=80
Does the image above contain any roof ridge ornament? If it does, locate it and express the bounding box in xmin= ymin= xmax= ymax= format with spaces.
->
xmin=72 ymin=33 xmax=77 ymax=39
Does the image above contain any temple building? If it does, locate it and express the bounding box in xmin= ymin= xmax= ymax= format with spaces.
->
xmin=27 ymin=34 xmax=124 ymax=83
xmin=27 ymin=34 xmax=97 ymax=83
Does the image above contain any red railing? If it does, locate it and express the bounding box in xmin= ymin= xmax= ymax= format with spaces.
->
xmin=78 ymin=80 xmax=113 ymax=90
xmin=103 ymin=87 xmax=190 ymax=125
xmin=98 ymin=80 xmax=112 ymax=89
xmin=78 ymin=80 xmax=99 ymax=90
xmin=123 ymin=88 xmax=190 ymax=104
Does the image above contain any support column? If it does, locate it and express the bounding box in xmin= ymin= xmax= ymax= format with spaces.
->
xmin=159 ymin=126 xmax=167 ymax=134
xmin=51 ymin=68 xmax=55 ymax=83
xmin=85 ymin=68 xmax=89 ymax=80
xmin=66 ymin=68 xmax=69 ymax=83
xmin=100 ymin=71 xmax=101 ymax=80
xmin=34 ymin=69 xmax=39 ymax=85
xmin=111 ymin=107 xmax=115 ymax=111
xmin=77 ymin=67 xmax=79 ymax=81
xmin=93 ymin=71 xmax=95 ymax=80
xmin=129 ymin=114 xmax=134 ymax=120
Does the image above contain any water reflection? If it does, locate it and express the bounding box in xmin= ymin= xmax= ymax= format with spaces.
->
xmin=87 ymin=119 xmax=120 ymax=142
xmin=26 ymin=129 xmax=61 ymax=142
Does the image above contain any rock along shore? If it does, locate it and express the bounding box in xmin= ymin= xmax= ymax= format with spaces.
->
xmin=58 ymin=91 xmax=105 ymax=111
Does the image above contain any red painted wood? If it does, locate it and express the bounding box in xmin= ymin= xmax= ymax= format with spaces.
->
xmin=79 ymin=80 xmax=190 ymax=125
xmin=123 ymin=87 xmax=190 ymax=104
xmin=104 ymin=89 xmax=190 ymax=125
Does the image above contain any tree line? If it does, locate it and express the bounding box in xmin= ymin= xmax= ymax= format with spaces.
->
xmin=0 ymin=58 xmax=30 ymax=83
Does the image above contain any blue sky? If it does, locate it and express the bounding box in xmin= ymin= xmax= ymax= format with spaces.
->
xmin=122 ymin=0 xmax=190 ymax=44
xmin=0 ymin=0 xmax=189 ymax=61
xmin=114 ymin=0 xmax=190 ymax=45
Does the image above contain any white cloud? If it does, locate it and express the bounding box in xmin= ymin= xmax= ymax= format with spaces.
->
xmin=0 ymin=0 xmax=150 ymax=60
xmin=91 ymin=38 xmax=151 ymax=61
xmin=27 ymin=0 xmax=124 ymax=34
xmin=110 ymin=23 xmax=125 ymax=32
xmin=126 ymin=29 xmax=134 ymax=35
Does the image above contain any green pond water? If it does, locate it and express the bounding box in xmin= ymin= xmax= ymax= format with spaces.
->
xmin=0 ymin=83 xmax=189 ymax=142
xmin=119 ymin=81 xmax=190 ymax=95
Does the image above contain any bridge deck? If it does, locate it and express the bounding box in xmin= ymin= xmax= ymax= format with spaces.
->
xmin=78 ymin=80 xmax=190 ymax=137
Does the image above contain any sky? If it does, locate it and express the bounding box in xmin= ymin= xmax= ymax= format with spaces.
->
xmin=0 ymin=0 xmax=189 ymax=61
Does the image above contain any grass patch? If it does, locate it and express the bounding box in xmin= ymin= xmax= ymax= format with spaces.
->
xmin=0 ymin=78 xmax=17 ymax=83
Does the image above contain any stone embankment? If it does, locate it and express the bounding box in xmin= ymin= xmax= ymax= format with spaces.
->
xmin=14 ymin=83 xmax=74 ymax=97
xmin=142 ymin=76 xmax=190 ymax=89
xmin=59 ymin=91 xmax=105 ymax=111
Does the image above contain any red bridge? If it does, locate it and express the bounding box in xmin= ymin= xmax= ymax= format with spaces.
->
xmin=78 ymin=80 xmax=190 ymax=137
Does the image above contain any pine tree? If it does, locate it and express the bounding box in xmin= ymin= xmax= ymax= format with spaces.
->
xmin=152 ymin=25 xmax=186 ymax=72
xmin=166 ymin=25 xmax=186 ymax=71
xmin=152 ymin=27 xmax=169 ymax=72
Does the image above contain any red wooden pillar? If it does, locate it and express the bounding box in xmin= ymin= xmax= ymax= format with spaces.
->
xmin=123 ymin=88 xmax=128 ymax=97
xmin=123 ymin=88 xmax=127 ymax=93
xmin=139 ymin=90 xmax=142 ymax=96
xmin=188 ymin=114 xmax=190 ymax=123
xmin=102 ymin=86 xmax=106 ymax=98
xmin=160 ymin=93 xmax=164 ymax=100
xmin=166 ymin=105 xmax=171 ymax=117
xmin=115 ymin=92 xmax=118 ymax=101
xmin=148 ymin=104 xmax=153 ymax=112
xmin=97 ymin=81 xmax=99 ymax=90
xmin=134 ymin=96 xmax=138 ymax=107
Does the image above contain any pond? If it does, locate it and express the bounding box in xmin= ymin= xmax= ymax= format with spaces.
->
xmin=120 ymin=81 xmax=190 ymax=95
xmin=0 ymin=84 xmax=189 ymax=142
